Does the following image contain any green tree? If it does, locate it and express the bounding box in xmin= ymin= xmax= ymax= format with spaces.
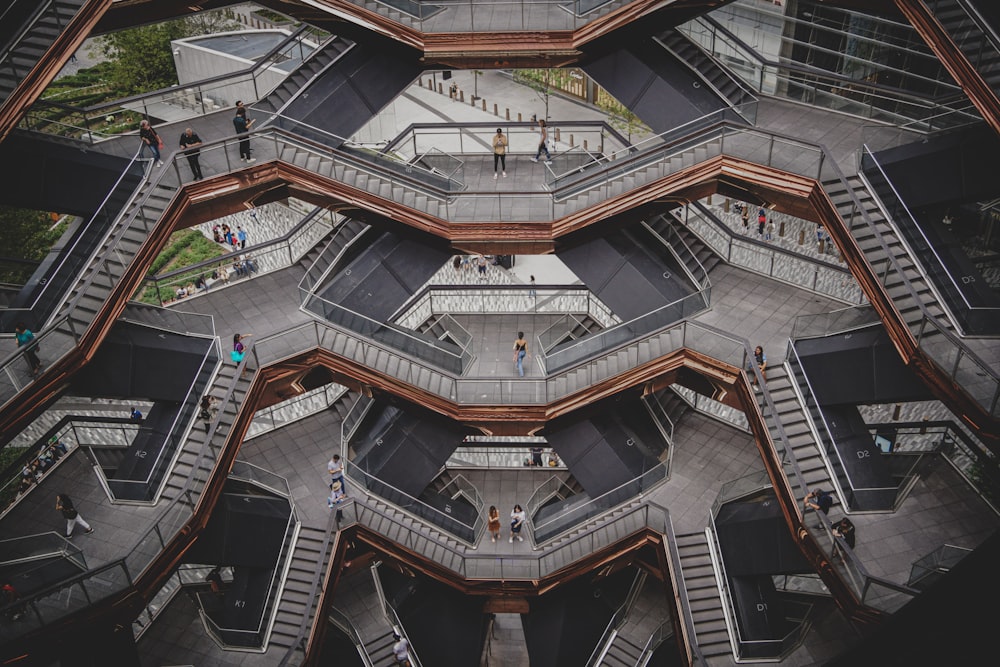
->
xmin=0 ymin=207 xmax=68 ymax=283
xmin=96 ymin=22 xmax=188 ymax=95
xmin=95 ymin=13 xmax=240 ymax=97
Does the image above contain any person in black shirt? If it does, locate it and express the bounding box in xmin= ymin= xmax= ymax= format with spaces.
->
xmin=179 ymin=127 xmax=203 ymax=180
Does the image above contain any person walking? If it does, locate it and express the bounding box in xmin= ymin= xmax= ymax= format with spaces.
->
xmin=492 ymin=128 xmax=508 ymax=179
xmin=237 ymin=226 xmax=248 ymax=249
xmin=530 ymin=119 xmax=552 ymax=164
xmin=56 ymin=493 xmax=93 ymax=537
xmin=509 ymin=504 xmax=526 ymax=543
xmin=487 ymin=505 xmax=501 ymax=543
xmin=179 ymin=127 xmax=204 ymax=180
xmin=233 ymin=102 xmax=255 ymax=163
xmin=513 ymin=331 xmax=529 ymax=377
xmin=327 ymin=453 xmax=345 ymax=492
xmin=199 ymin=395 xmax=218 ymax=434
xmin=139 ymin=119 xmax=163 ymax=166
xmin=757 ymin=207 xmax=767 ymax=237
xmin=392 ymin=632 xmax=412 ymax=666
xmin=14 ymin=322 xmax=41 ymax=377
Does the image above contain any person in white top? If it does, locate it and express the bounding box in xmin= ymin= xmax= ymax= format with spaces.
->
xmin=510 ymin=504 xmax=526 ymax=543
xmin=392 ymin=632 xmax=411 ymax=666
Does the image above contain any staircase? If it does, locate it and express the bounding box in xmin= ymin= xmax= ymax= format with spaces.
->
xmin=674 ymin=530 xmax=730 ymax=660
xmin=330 ymin=565 xmax=404 ymax=667
xmin=922 ymin=0 xmax=1000 ymax=94
xmin=253 ymin=36 xmax=355 ymax=117
xmin=642 ymin=387 xmax=690 ymax=449
xmin=644 ymin=213 xmax=720 ymax=281
xmin=55 ymin=179 xmax=178 ymax=336
xmin=277 ymin=141 xmax=447 ymax=218
xmin=756 ymin=364 xmax=833 ymax=499
xmin=268 ymin=522 xmax=335 ymax=650
xmin=120 ymin=302 xmax=215 ymax=337
xmin=300 ymin=218 xmax=370 ymax=293
xmin=655 ymin=28 xmax=757 ymax=117
xmin=821 ymin=173 xmax=999 ymax=414
xmin=552 ymin=137 xmax=723 ymax=217
xmin=0 ymin=0 xmax=88 ymax=112
xmin=159 ymin=360 xmax=250 ymax=503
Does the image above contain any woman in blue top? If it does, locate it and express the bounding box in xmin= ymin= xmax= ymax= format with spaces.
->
xmin=14 ymin=322 xmax=41 ymax=377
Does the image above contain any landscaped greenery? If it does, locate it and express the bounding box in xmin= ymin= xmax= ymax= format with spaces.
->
xmin=139 ymin=229 xmax=225 ymax=304
xmin=0 ymin=208 xmax=69 ymax=283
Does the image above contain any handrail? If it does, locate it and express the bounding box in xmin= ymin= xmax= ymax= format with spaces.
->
xmin=150 ymin=206 xmax=326 ymax=284
xmin=691 ymin=13 xmax=965 ymax=102
xmin=0 ymin=144 xmax=144 ymax=324
xmin=954 ymin=0 xmax=1000 ymax=52
xmin=24 ymin=25 xmax=320 ymax=129
xmin=861 ymin=144 xmax=1000 ymax=319
xmin=99 ymin=340 xmax=219 ymax=500
xmin=660 ymin=512 xmax=706 ymax=666
xmin=0 ymin=0 xmax=57 ymax=64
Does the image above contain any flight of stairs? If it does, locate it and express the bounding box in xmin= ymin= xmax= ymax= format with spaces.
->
xmin=0 ymin=0 xmax=88 ymax=110
xmin=674 ymin=530 xmax=730 ymax=660
xmin=160 ymin=360 xmax=249 ymax=502
xmin=268 ymin=523 xmax=336 ymax=650
xmin=655 ymin=28 xmax=756 ymax=116
xmin=300 ymin=218 xmax=370 ymax=293
xmin=253 ymin=36 xmax=355 ymax=117
xmin=924 ymin=0 xmax=1000 ymax=94
xmin=277 ymin=142 xmax=446 ymax=218
xmin=553 ymin=138 xmax=723 ymax=217
xmin=646 ymin=213 xmax=722 ymax=279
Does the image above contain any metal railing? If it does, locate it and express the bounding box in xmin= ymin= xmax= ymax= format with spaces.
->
xmin=247 ymin=383 xmax=349 ymax=440
xmin=924 ymin=0 xmax=1000 ymax=75
xmin=790 ymin=305 xmax=881 ymax=340
xmin=337 ymin=0 xmax=632 ymax=30
xmin=585 ymin=570 xmax=647 ymax=666
xmin=0 ymin=532 xmax=86 ymax=571
xmin=99 ymin=341 xmax=220 ymax=503
xmin=861 ymin=145 xmax=1000 ymax=333
xmin=140 ymin=206 xmax=333 ymax=306
xmin=0 ymin=145 xmax=146 ymax=329
xmin=346 ymin=464 xmax=484 ymax=545
xmin=0 ymin=343 xmax=253 ymax=643
xmin=679 ymin=14 xmax=979 ymax=132
xmin=19 ymin=26 xmax=325 ymax=144
xmin=679 ymin=203 xmax=866 ymax=305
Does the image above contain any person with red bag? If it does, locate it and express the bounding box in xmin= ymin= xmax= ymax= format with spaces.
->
xmin=139 ymin=119 xmax=163 ymax=166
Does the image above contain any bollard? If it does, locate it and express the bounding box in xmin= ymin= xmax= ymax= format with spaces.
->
xmin=723 ymin=197 xmax=731 ymax=213
xmin=583 ymin=139 xmax=588 ymax=151
xmin=517 ymin=112 xmax=522 ymax=122
xmin=438 ymin=82 xmax=442 ymax=94
xmin=569 ymin=134 xmax=574 ymax=146
xmin=460 ymin=90 xmax=465 ymax=103
xmin=798 ymin=229 xmax=805 ymax=245
xmin=707 ymin=194 xmax=713 ymax=205
xmin=555 ymin=128 xmax=561 ymax=142
xmin=779 ymin=220 xmax=785 ymax=236
xmin=494 ymin=103 xmax=498 ymax=116
xmin=506 ymin=108 xmax=510 ymax=120
xmin=482 ymin=99 xmax=486 ymax=111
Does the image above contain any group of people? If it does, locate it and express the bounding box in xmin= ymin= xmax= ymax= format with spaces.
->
xmin=136 ymin=100 xmax=256 ymax=178
xmin=804 ymin=488 xmax=856 ymax=550
xmin=489 ymin=119 xmax=554 ymax=179
xmin=327 ymin=453 xmax=347 ymax=521
xmin=13 ymin=436 xmax=69 ymax=502
xmin=736 ymin=202 xmax=775 ymax=241
xmin=487 ymin=504 xmax=527 ymax=544
xmin=212 ymin=223 xmax=248 ymax=251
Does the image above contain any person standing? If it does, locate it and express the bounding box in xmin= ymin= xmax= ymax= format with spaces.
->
xmin=528 ymin=274 xmax=536 ymax=299
xmin=14 ymin=322 xmax=41 ymax=377
xmin=237 ymin=226 xmax=247 ymax=249
xmin=476 ymin=254 xmax=488 ymax=279
xmin=804 ymin=488 xmax=834 ymax=527
xmin=492 ymin=128 xmax=508 ymax=179
xmin=139 ymin=119 xmax=163 ymax=166
xmin=56 ymin=493 xmax=93 ymax=537
xmin=509 ymin=504 xmax=526 ymax=543
xmin=513 ymin=331 xmax=529 ymax=377
xmin=392 ymin=632 xmax=412 ymax=666
xmin=757 ymin=208 xmax=767 ymax=237
xmin=233 ymin=102 xmax=255 ymax=163
xmin=741 ymin=204 xmax=750 ymax=233
xmin=832 ymin=517 xmax=856 ymax=549
xmin=232 ymin=333 xmax=250 ymax=364
xmin=751 ymin=345 xmax=767 ymax=384
xmin=487 ymin=505 xmax=501 ymax=543
xmin=327 ymin=453 xmax=345 ymax=491
xmin=179 ymin=127 xmax=204 ymax=180
xmin=530 ymin=119 xmax=552 ymax=164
